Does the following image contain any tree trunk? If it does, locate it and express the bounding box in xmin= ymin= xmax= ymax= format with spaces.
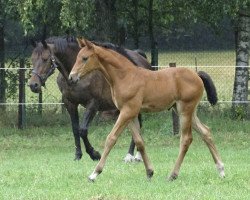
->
xmin=231 ymin=10 xmax=250 ymax=119
xmin=148 ymin=0 xmax=158 ymax=70
xmin=0 ymin=20 xmax=6 ymax=111
xmin=94 ymin=0 xmax=118 ymax=43
xmin=132 ymin=0 xmax=139 ymax=48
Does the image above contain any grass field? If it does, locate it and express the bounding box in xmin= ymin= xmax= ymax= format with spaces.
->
xmin=1 ymin=110 xmax=250 ymax=200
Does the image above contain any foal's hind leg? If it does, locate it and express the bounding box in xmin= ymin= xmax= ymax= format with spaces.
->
xmin=192 ymin=114 xmax=225 ymax=178
xmin=128 ymin=117 xmax=154 ymax=178
xmin=124 ymin=113 xmax=143 ymax=162
xmin=168 ymin=109 xmax=193 ymax=181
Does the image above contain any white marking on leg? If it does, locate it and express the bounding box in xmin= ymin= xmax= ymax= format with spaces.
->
xmin=134 ymin=151 xmax=143 ymax=162
xmin=216 ymin=162 xmax=225 ymax=178
xmin=123 ymin=153 xmax=135 ymax=163
xmin=88 ymin=171 xmax=99 ymax=182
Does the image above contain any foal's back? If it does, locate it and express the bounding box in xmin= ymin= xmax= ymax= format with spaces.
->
xmin=136 ymin=67 xmax=204 ymax=112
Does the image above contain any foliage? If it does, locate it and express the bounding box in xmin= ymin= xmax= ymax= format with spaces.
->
xmin=60 ymin=0 xmax=94 ymax=35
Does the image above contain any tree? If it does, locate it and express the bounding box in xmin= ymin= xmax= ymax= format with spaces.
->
xmin=232 ymin=6 xmax=250 ymax=118
xmin=0 ymin=0 xmax=19 ymax=111
xmin=18 ymin=0 xmax=63 ymax=37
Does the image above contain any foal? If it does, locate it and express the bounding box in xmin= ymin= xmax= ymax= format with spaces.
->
xmin=69 ymin=38 xmax=225 ymax=181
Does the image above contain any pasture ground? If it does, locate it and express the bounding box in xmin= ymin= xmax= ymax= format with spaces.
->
xmin=0 ymin=109 xmax=250 ymax=200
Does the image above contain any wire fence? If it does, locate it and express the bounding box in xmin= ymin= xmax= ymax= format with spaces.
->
xmin=0 ymin=50 xmax=249 ymax=128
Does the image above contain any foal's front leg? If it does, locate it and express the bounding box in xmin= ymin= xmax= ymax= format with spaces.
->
xmin=88 ymin=111 xmax=131 ymax=181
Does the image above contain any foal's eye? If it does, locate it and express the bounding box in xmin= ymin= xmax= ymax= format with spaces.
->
xmin=82 ymin=57 xmax=88 ymax=62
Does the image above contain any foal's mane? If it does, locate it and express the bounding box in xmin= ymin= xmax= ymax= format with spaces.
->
xmin=91 ymin=41 xmax=138 ymax=66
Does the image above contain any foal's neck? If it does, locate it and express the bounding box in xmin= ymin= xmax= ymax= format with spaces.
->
xmin=97 ymin=48 xmax=136 ymax=85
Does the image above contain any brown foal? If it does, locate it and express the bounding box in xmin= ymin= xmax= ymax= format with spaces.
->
xmin=69 ymin=38 xmax=225 ymax=181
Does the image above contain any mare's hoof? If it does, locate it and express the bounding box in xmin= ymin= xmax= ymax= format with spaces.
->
xmin=123 ymin=153 xmax=135 ymax=163
xmin=168 ymin=173 xmax=178 ymax=181
xmin=89 ymin=150 xmax=101 ymax=161
xmin=74 ymin=153 xmax=82 ymax=161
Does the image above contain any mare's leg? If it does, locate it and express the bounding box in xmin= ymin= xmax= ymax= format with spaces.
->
xmin=168 ymin=102 xmax=193 ymax=181
xmin=80 ymin=100 xmax=101 ymax=160
xmin=192 ymin=114 xmax=225 ymax=178
xmin=63 ymin=98 xmax=82 ymax=160
xmin=128 ymin=117 xmax=154 ymax=178
xmin=124 ymin=113 xmax=142 ymax=162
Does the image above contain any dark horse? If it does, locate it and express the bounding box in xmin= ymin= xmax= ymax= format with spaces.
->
xmin=29 ymin=36 xmax=152 ymax=161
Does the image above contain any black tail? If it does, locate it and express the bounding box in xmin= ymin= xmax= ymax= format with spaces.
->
xmin=197 ymin=71 xmax=218 ymax=105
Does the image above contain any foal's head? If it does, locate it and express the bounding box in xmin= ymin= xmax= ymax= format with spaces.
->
xmin=69 ymin=39 xmax=101 ymax=83
xmin=29 ymin=40 xmax=56 ymax=93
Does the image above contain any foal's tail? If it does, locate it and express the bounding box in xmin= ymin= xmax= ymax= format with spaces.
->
xmin=197 ymin=71 xmax=218 ymax=105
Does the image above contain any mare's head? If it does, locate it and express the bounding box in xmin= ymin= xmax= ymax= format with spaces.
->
xmin=69 ymin=38 xmax=101 ymax=83
xmin=29 ymin=40 xmax=56 ymax=93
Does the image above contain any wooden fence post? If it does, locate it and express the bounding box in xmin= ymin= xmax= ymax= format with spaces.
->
xmin=38 ymin=92 xmax=42 ymax=115
xmin=169 ymin=63 xmax=180 ymax=135
xmin=151 ymin=41 xmax=158 ymax=71
xmin=18 ymin=58 xmax=26 ymax=129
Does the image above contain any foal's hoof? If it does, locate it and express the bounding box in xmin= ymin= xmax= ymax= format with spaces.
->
xmin=217 ymin=163 xmax=225 ymax=178
xmin=89 ymin=150 xmax=101 ymax=161
xmin=147 ymin=169 xmax=154 ymax=180
xmin=134 ymin=152 xmax=143 ymax=162
xmin=88 ymin=172 xmax=99 ymax=182
xmin=168 ymin=173 xmax=178 ymax=181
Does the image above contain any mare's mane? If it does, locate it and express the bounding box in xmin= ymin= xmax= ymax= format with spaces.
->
xmin=33 ymin=36 xmax=139 ymax=66
xmin=92 ymin=41 xmax=138 ymax=66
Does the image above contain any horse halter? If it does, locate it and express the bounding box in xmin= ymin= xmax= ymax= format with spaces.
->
xmin=31 ymin=55 xmax=58 ymax=87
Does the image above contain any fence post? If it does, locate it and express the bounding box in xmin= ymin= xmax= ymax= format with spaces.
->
xmin=151 ymin=41 xmax=158 ymax=71
xmin=38 ymin=92 xmax=42 ymax=115
xmin=18 ymin=58 xmax=26 ymax=129
xmin=169 ymin=63 xmax=179 ymax=135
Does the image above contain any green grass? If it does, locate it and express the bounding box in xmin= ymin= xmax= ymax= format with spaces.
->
xmin=1 ymin=110 xmax=250 ymax=200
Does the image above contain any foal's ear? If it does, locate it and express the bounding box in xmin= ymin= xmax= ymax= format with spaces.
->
xmin=77 ymin=38 xmax=93 ymax=49
xmin=77 ymin=37 xmax=86 ymax=48
xmin=84 ymin=39 xmax=93 ymax=49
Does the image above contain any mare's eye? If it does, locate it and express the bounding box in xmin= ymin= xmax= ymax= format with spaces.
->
xmin=42 ymin=58 xmax=48 ymax=62
xmin=82 ymin=57 xmax=88 ymax=62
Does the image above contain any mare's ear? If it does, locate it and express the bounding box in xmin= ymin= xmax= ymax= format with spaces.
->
xmin=41 ymin=40 xmax=48 ymax=49
xmin=30 ymin=39 xmax=37 ymax=48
